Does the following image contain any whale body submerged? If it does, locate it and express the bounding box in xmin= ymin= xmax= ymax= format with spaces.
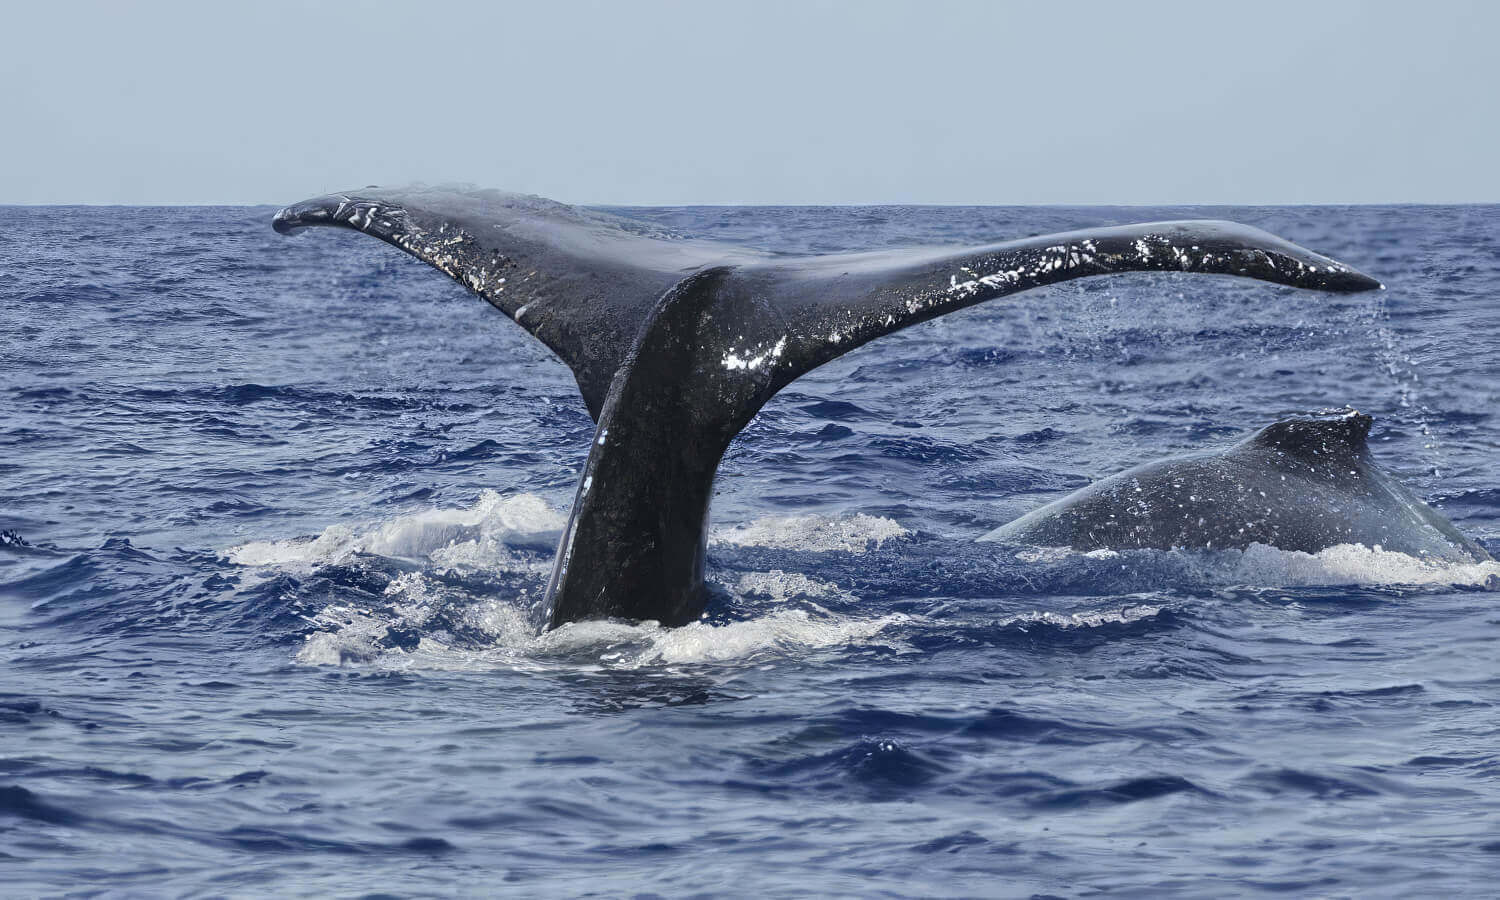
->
xmin=271 ymin=186 xmax=1382 ymax=628
xmin=982 ymin=411 xmax=1489 ymax=563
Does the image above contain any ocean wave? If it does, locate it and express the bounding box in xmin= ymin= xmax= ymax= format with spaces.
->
xmin=295 ymin=568 xmax=906 ymax=672
xmin=231 ymin=490 xmax=1499 ymax=677
xmin=992 ymin=603 xmax=1166 ymax=630
xmin=222 ymin=494 xmax=910 ymax=670
xmin=224 ymin=490 xmax=565 ymax=570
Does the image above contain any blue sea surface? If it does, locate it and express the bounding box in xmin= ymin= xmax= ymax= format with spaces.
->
xmin=2 ymin=203 xmax=1499 ymax=896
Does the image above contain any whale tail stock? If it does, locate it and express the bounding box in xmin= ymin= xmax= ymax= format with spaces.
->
xmin=272 ymin=186 xmax=1382 ymax=629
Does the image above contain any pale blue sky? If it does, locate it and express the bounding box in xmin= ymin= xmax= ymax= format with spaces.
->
xmin=2 ymin=0 xmax=1496 ymax=205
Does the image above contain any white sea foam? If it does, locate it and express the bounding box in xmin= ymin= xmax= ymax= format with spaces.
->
xmin=296 ymin=601 xmax=906 ymax=671
xmin=1013 ymin=540 xmax=1500 ymax=589
xmin=227 ymin=491 xmax=906 ymax=671
xmin=1204 ymin=541 xmax=1500 ymax=588
xmin=713 ymin=512 xmax=909 ymax=552
xmin=295 ymin=569 xmax=541 ymax=667
xmin=621 ymin=609 xmax=906 ymax=666
xmin=995 ymin=603 xmax=1165 ymax=630
xmin=225 ymin=490 xmax=565 ymax=570
xmin=734 ymin=569 xmax=855 ymax=602
xmin=258 ymin=497 xmax=905 ymax=670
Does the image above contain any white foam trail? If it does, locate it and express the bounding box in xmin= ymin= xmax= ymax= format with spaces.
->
xmin=231 ymin=492 xmax=906 ymax=671
xmin=1015 ymin=541 xmax=1500 ymax=588
xmin=225 ymin=490 xmax=565 ymax=570
xmin=713 ymin=512 xmax=908 ymax=552
xmin=1208 ymin=542 xmax=1500 ymax=588
xmin=297 ymin=603 xmax=907 ymax=671
xmin=290 ymin=546 xmax=900 ymax=670
xmin=995 ymin=603 xmax=1164 ymax=630
xmin=622 ymin=610 xmax=907 ymax=666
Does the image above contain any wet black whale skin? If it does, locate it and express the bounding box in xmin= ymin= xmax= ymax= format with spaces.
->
xmin=984 ymin=412 xmax=1489 ymax=563
xmin=273 ymin=186 xmax=1384 ymax=627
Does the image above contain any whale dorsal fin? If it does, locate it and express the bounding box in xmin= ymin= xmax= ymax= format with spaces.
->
xmin=1245 ymin=410 xmax=1373 ymax=459
xmin=275 ymin=188 xmax=1383 ymax=422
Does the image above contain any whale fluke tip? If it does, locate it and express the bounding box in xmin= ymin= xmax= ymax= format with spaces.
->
xmin=1332 ymin=269 xmax=1384 ymax=293
xmin=271 ymin=204 xmax=308 ymax=235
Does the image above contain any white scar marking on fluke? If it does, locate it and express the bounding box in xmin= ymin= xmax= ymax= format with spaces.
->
xmin=946 ymin=241 xmax=1104 ymax=301
xmin=722 ymin=336 xmax=787 ymax=371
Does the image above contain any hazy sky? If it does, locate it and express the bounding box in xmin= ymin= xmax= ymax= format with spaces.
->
xmin=3 ymin=0 xmax=1496 ymax=205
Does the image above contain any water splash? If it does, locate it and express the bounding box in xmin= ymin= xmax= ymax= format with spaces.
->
xmin=1012 ymin=541 xmax=1500 ymax=589
xmin=713 ymin=512 xmax=908 ymax=552
xmin=225 ymin=490 xmax=565 ymax=570
xmin=734 ymin=570 xmax=855 ymax=602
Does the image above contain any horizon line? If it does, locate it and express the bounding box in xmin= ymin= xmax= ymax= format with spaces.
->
xmin=2 ymin=199 xmax=1498 ymax=209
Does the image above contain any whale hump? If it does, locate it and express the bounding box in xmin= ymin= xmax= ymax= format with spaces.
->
xmin=1243 ymin=409 xmax=1373 ymax=460
xmin=983 ymin=411 xmax=1488 ymax=563
xmin=274 ymin=187 xmax=1382 ymax=421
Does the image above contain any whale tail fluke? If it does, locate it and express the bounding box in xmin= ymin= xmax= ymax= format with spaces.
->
xmin=273 ymin=188 xmax=1381 ymax=422
xmin=273 ymin=186 xmax=1383 ymax=628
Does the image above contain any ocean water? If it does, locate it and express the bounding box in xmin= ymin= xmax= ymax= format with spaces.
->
xmin=3 ymin=203 xmax=1499 ymax=896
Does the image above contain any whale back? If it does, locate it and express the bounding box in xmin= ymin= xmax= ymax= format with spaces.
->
xmin=984 ymin=412 xmax=1489 ymax=563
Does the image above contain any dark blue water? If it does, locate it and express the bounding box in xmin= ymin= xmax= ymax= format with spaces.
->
xmin=3 ymin=204 xmax=1499 ymax=896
